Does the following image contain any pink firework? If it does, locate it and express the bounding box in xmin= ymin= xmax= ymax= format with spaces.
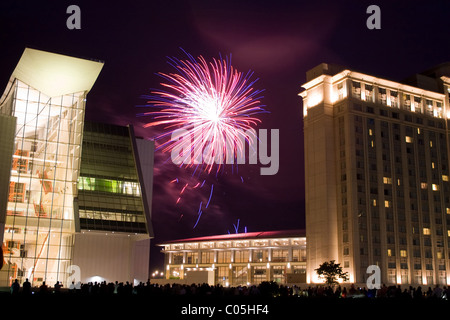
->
xmin=142 ymin=51 xmax=266 ymax=173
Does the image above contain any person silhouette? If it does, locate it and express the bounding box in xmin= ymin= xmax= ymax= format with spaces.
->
xmin=10 ymin=279 xmax=20 ymax=295
xmin=23 ymin=278 xmax=31 ymax=295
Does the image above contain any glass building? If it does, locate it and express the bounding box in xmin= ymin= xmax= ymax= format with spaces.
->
xmin=0 ymin=48 xmax=104 ymax=286
xmin=76 ymin=121 xmax=152 ymax=234
xmin=71 ymin=121 xmax=154 ymax=285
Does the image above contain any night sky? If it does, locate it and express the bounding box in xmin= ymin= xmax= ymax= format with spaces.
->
xmin=1 ymin=0 xmax=450 ymax=271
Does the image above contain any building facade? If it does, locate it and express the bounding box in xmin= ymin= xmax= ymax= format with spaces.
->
xmin=0 ymin=48 xmax=155 ymax=288
xmin=159 ymin=230 xmax=306 ymax=286
xmin=0 ymin=48 xmax=103 ymax=286
xmin=300 ymin=63 xmax=450 ymax=286
xmin=72 ymin=121 xmax=154 ymax=285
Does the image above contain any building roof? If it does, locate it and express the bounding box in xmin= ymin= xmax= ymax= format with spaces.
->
xmin=10 ymin=48 xmax=104 ymax=97
xmin=158 ymin=229 xmax=305 ymax=245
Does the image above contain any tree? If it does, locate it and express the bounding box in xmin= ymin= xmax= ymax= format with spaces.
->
xmin=315 ymin=260 xmax=349 ymax=285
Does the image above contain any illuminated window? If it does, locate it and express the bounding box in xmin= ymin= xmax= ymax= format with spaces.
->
xmin=77 ymin=176 xmax=141 ymax=196
xmin=186 ymin=252 xmax=199 ymax=264
xmin=369 ymin=129 xmax=373 ymax=136
xmin=437 ymin=252 xmax=443 ymax=259
xmin=397 ymin=179 xmax=401 ymax=186
xmin=252 ymin=250 xmax=269 ymax=262
xmin=432 ymin=162 xmax=435 ymax=169
xmin=443 ymin=175 xmax=449 ymax=182
xmin=234 ymin=250 xmax=249 ymax=263
xmin=201 ymin=252 xmax=214 ymax=264
xmin=172 ymin=253 xmax=184 ymax=264
xmin=447 ymin=230 xmax=450 ymax=237
xmin=372 ymin=199 xmax=377 ymax=207
xmin=271 ymin=249 xmax=289 ymax=262
xmin=383 ymin=177 xmax=392 ymax=184
xmin=405 ymin=136 xmax=413 ymax=143
xmin=385 ymin=200 xmax=390 ymax=208
xmin=417 ymin=128 xmax=421 ymax=134
xmin=400 ymin=250 xmax=407 ymax=257
xmin=430 ymin=141 xmax=433 ymax=147
xmin=432 ymin=184 xmax=439 ymax=191
xmin=447 ymin=208 xmax=450 ymax=214
xmin=352 ymin=81 xmax=361 ymax=99
xmin=387 ymin=249 xmax=393 ymax=257
xmin=217 ymin=251 xmax=231 ymax=263
xmin=421 ymin=182 xmax=428 ymax=189
xmin=423 ymin=228 xmax=431 ymax=235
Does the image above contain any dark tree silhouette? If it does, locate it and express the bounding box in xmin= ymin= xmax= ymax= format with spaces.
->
xmin=315 ymin=260 xmax=349 ymax=285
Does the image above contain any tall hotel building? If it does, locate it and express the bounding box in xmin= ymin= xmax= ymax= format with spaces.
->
xmin=0 ymin=48 xmax=154 ymax=287
xmin=300 ymin=63 xmax=450 ymax=286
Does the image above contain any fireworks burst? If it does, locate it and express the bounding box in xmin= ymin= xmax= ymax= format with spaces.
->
xmin=141 ymin=50 xmax=265 ymax=228
xmin=141 ymin=50 xmax=266 ymax=174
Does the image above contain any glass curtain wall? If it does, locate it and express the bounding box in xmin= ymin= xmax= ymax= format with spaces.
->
xmin=2 ymin=79 xmax=85 ymax=287
xmin=76 ymin=122 xmax=147 ymax=233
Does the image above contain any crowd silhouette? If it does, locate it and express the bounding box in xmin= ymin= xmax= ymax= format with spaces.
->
xmin=5 ymin=278 xmax=450 ymax=301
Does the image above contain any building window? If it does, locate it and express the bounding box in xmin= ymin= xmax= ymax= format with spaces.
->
xmin=186 ymin=252 xmax=199 ymax=264
xmin=423 ymin=228 xmax=431 ymax=235
xmin=252 ymin=250 xmax=268 ymax=263
xmin=432 ymin=184 xmax=440 ymax=191
xmin=217 ymin=251 xmax=231 ymax=263
xmin=378 ymin=87 xmax=387 ymax=105
xmin=443 ymin=175 xmax=449 ymax=182
xmin=352 ymin=81 xmax=361 ymax=99
xmin=272 ymin=266 xmax=285 ymax=284
xmin=387 ymin=249 xmax=393 ymax=257
xmin=234 ymin=250 xmax=249 ymax=263
xmin=385 ymin=200 xmax=390 ymax=208
xmin=271 ymin=249 xmax=288 ymax=262
xmin=217 ymin=267 xmax=229 ymax=286
xmin=400 ymin=250 xmax=407 ymax=257
xmin=253 ymin=266 xmax=267 ymax=283
xmin=201 ymin=252 xmax=214 ymax=264
xmin=421 ymin=183 xmax=428 ymax=190
xmin=364 ymin=84 xmax=374 ymax=102
xmin=405 ymin=136 xmax=413 ymax=143
xmin=173 ymin=253 xmax=184 ymax=264
xmin=292 ymin=248 xmax=306 ymax=262
xmin=389 ymin=90 xmax=398 ymax=107
xmin=383 ymin=177 xmax=392 ymax=184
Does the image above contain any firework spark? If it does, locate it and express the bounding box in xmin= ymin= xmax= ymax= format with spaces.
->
xmin=142 ymin=51 xmax=266 ymax=174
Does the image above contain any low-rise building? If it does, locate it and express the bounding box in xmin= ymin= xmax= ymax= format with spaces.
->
xmin=158 ymin=229 xmax=306 ymax=286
